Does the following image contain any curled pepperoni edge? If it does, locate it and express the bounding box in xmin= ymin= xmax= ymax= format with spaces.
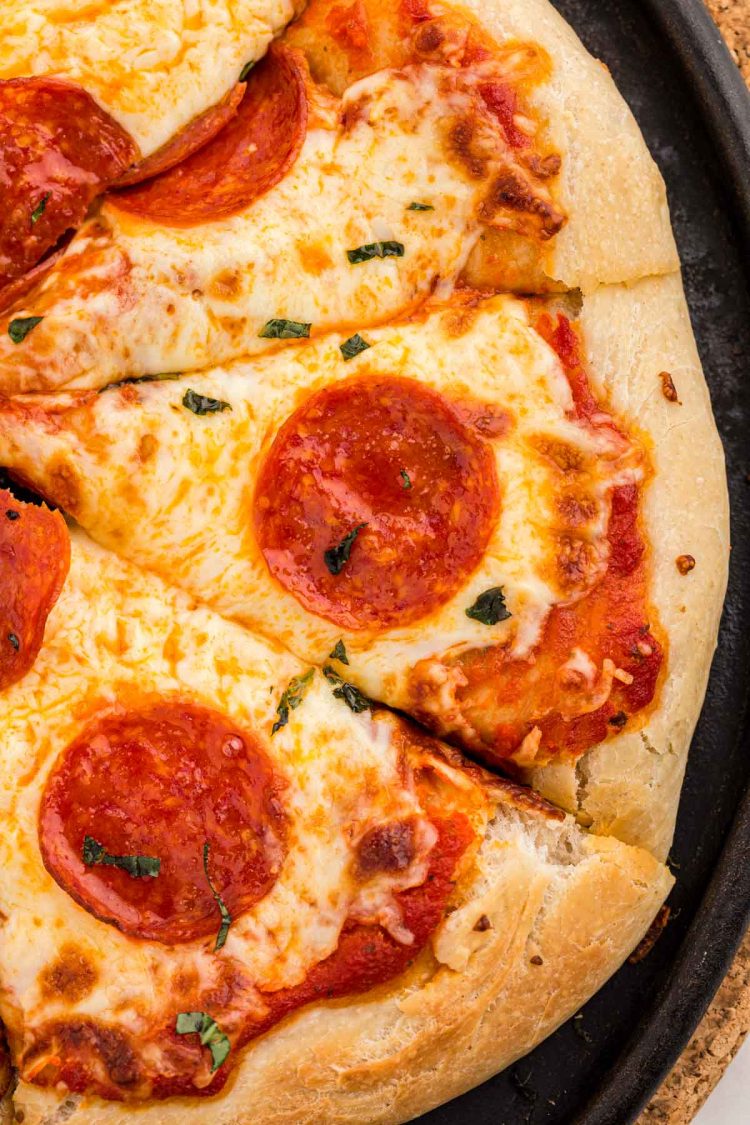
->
xmin=113 ymin=84 xmax=246 ymax=188
xmin=0 ymin=489 xmax=70 ymax=692
xmin=0 ymin=77 xmax=138 ymax=289
xmin=110 ymin=43 xmax=310 ymax=227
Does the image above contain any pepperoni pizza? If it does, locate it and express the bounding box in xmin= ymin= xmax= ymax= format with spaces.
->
xmin=0 ymin=0 xmax=729 ymax=1122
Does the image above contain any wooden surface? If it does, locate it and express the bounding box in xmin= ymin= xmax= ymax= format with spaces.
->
xmin=639 ymin=2 xmax=749 ymax=1121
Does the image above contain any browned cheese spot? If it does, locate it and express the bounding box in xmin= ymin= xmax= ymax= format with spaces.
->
xmin=39 ymin=944 xmax=98 ymax=1004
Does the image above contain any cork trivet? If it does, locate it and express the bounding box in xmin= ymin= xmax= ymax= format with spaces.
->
xmin=638 ymin=4 xmax=749 ymax=1120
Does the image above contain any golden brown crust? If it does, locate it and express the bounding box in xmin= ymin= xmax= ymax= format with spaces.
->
xmin=14 ymin=797 xmax=672 ymax=1125
xmin=455 ymin=0 xmax=679 ymax=290
xmin=525 ymin=272 xmax=729 ymax=859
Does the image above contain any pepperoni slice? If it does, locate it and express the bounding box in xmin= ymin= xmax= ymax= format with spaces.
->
xmin=0 ymin=489 xmax=69 ymax=692
xmin=25 ymin=811 xmax=473 ymax=1101
xmin=0 ymin=78 xmax=138 ymax=289
xmin=39 ymin=702 xmax=287 ymax=944
xmin=113 ymin=84 xmax=245 ymax=188
xmin=0 ymin=245 xmax=66 ymax=315
xmin=111 ymin=44 xmax=309 ymax=227
xmin=253 ymin=375 xmax=500 ymax=631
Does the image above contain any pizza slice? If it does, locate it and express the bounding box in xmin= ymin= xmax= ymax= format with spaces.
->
xmin=0 ymin=524 xmax=671 ymax=1123
xmin=0 ymin=277 xmax=727 ymax=858
xmin=0 ymin=0 xmax=678 ymax=395
xmin=0 ymin=0 xmax=301 ymax=296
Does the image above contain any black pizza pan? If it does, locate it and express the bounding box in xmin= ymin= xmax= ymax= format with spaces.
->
xmin=421 ymin=0 xmax=750 ymax=1122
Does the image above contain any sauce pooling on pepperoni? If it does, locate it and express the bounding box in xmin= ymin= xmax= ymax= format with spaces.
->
xmin=0 ymin=78 xmax=137 ymax=291
xmin=253 ymin=374 xmax=501 ymax=631
xmin=39 ymin=702 xmax=287 ymax=944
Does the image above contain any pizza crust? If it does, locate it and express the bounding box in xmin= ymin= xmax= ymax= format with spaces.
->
xmin=525 ymin=271 xmax=729 ymax=859
xmin=13 ymin=794 xmax=671 ymax=1125
xmin=457 ymin=0 xmax=679 ymax=290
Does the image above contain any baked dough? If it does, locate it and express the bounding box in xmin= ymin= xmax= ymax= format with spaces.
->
xmin=0 ymin=0 xmax=730 ymax=1119
xmin=458 ymin=0 xmax=679 ymax=290
xmin=526 ymin=271 xmax=729 ymax=858
xmin=0 ymin=529 xmax=672 ymax=1124
xmin=0 ymin=278 xmax=727 ymax=859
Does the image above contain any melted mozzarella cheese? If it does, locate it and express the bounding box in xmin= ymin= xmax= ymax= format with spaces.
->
xmin=0 ymin=295 xmax=644 ymax=714
xmin=0 ymin=0 xmax=299 ymax=155
xmin=0 ymin=63 xmax=520 ymax=393
xmin=0 ymin=531 xmax=488 ymax=1080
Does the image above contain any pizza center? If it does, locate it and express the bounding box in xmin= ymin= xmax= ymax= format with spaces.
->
xmin=253 ymin=373 xmax=502 ymax=631
xmin=39 ymin=701 xmax=287 ymax=944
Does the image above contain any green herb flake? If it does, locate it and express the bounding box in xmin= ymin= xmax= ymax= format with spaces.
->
xmin=346 ymin=241 xmax=405 ymax=265
xmin=407 ymin=201 xmax=434 ymax=212
xmin=182 ymin=389 xmax=232 ymax=416
xmin=175 ymin=1012 xmax=231 ymax=1072
xmin=328 ymin=639 xmax=349 ymax=665
xmin=323 ymin=665 xmax=371 ymax=714
xmin=202 ymin=841 xmax=232 ymax=952
xmin=400 ymin=468 xmax=412 ymax=490
xmin=259 ymin=319 xmax=311 ymax=340
xmin=339 ymin=333 xmax=371 ymax=361
xmin=324 ymin=524 xmax=367 ymax=575
xmin=465 ymin=587 xmax=512 ymax=626
xmin=30 ymin=192 xmax=51 ymax=225
xmin=7 ymin=633 xmax=20 ymax=651
xmin=272 ymin=668 xmax=315 ymax=734
xmin=98 ymin=372 xmax=182 ymax=394
xmin=239 ymin=60 xmax=256 ymax=81
xmin=8 ymin=316 xmax=43 ymax=344
xmin=82 ymin=835 xmax=161 ymax=878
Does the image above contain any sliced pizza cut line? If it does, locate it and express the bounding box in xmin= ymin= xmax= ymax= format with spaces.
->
xmin=0 ymin=0 xmax=569 ymax=394
xmin=0 ymin=1 xmax=303 ymax=296
xmin=0 ymin=528 xmax=671 ymax=1119
xmin=0 ymin=291 xmax=664 ymax=817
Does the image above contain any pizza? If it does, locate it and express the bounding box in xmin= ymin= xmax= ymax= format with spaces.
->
xmin=0 ymin=0 xmax=302 ymax=299
xmin=0 ymin=0 xmax=729 ymax=1122
xmin=0 ymin=0 xmax=679 ymax=394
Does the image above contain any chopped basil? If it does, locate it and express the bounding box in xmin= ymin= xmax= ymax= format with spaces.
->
xmin=7 ymin=633 xmax=19 ymax=651
xmin=323 ymin=665 xmax=371 ymax=714
xmin=465 ymin=587 xmax=511 ymax=626
xmin=98 ymin=372 xmax=181 ymax=394
xmin=328 ymin=639 xmax=349 ymax=665
xmin=346 ymin=241 xmax=405 ymax=265
xmin=400 ymin=468 xmax=412 ymax=490
xmin=30 ymin=192 xmax=51 ymax=225
xmin=259 ymin=318 xmax=311 ymax=339
xmin=8 ymin=316 xmax=43 ymax=344
xmin=324 ymin=524 xmax=367 ymax=575
xmin=407 ymin=201 xmax=433 ymax=211
xmin=175 ymin=1012 xmax=230 ymax=1072
xmin=182 ymin=389 xmax=232 ymax=416
xmin=82 ymin=835 xmax=161 ymax=878
xmin=202 ymin=842 xmax=232 ymax=952
xmin=239 ymin=60 xmax=256 ymax=81
xmin=339 ymin=333 xmax=371 ymax=361
xmin=272 ymin=668 xmax=315 ymax=734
